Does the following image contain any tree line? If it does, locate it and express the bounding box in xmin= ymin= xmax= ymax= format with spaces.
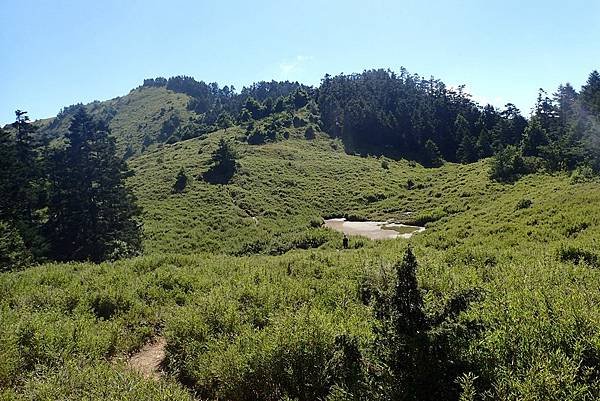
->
xmin=0 ymin=107 xmax=142 ymax=271
xmin=148 ymin=68 xmax=600 ymax=180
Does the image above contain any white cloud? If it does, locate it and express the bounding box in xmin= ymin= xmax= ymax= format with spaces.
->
xmin=278 ymin=55 xmax=313 ymax=79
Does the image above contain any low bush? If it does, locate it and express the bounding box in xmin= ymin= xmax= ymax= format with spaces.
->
xmin=515 ymin=198 xmax=532 ymax=210
xmin=557 ymin=245 xmax=599 ymax=267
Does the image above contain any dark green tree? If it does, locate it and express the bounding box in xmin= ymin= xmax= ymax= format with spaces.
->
xmin=46 ymin=107 xmax=142 ymax=262
xmin=476 ymin=128 xmax=494 ymax=158
xmin=554 ymin=83 xmax=578 ymax=127
xmin=203 ymin=138 xmax=237 ymax=184
xmin=1 ymin=111 xmax=46 ymax=260
xmin=292 ymin=89 xmax=310 ymax=109
xmin=522 ymin=118 xmax=549 ymax=157
xmin=424 ymin=139 xmax=443 ymax=167
xmin=580 ymin=70 xmax=600 ymax=115
xmin=0 ymin=221 xmax=31 ymax=272
xmin=172 ymin=167 xmax=188 ymax=193
xmin=489 ymin=145 xmax=528 ymax=182
xmin=372 ymin=247 xmax=476 ymax=401
xmin=243 ymin=97 xmax=265 ymax=120
xmin=216 ymin=112 xmax=234 ymax=131
xmin=372 ymin=248 xmax=433 ymax=400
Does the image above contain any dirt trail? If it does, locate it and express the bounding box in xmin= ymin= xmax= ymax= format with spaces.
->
xmin=127 ymin=337 xmax=166 ymax=380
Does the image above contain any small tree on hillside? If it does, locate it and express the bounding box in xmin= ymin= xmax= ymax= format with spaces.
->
xmin=489 ymin=145 xmax=528 ymax=182
xmin=203 ymin=139 xmax=237 ymax=184
xmin=372 ymin=247 xmax=476 ymax=401
xmin=172 ymin=167 xmax=188 ymax=193
xmin=522 ymin=119 xmax=549 ymax=157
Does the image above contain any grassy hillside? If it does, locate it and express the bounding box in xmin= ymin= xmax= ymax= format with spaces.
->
xmin=2 ymin=118 xmax=600 ymax=399
xmin=34 ymin=86 xmax=195 ymax=155
xmin=128 ymin=122 xmax=501 ymax=255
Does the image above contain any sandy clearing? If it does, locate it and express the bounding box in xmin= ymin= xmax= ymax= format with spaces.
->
xmin=324 ymin=218 xmax=424 ymax=240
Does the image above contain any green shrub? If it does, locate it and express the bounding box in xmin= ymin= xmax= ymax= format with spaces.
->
xmin=570 ymin=165 xmax=595 ymax=184
xmin=172 ymin=168 xmax=188 ymax=193
xmin=0 ymin=221 xmax=31 ymax=272
xmin=405 ymin=208 xmax=447 ymax=226
xmin=90 ymin=290 xmax=133 ymax=320
xmin=564 ymin=221 xmax=590 ymax=238
xmin=557 ymin=245 xmax=599 ymax=267
xmin=515 ymin=198 xmax=532 ymax=210
xmin=305 ymin=125 xmax=316 ymax=140
xmin=489 ymin=145 xmax=528 ymax=182
xmin=309 ymin=217 xmax=324 ymax=228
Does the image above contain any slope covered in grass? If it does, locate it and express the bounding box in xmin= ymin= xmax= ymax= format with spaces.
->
xmin=2 ymin=119 xmax=600 ymax=399
xmin=128 ymin=122 xmax=503 ymax=255
xmin=1 ymin=171 xmax=599 ymax=398
xmin=34 ymin=86 xmax=195 ymax=155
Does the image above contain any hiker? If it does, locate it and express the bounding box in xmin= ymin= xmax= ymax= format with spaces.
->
xmin=342 ymin=234 xmax=349 ymax=249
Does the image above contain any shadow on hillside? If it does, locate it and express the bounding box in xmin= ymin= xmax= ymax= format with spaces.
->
xmin=342 ymin=140 xmax=437 ymax=167
xmin=201 ymin=167 xmax=235 ymax=185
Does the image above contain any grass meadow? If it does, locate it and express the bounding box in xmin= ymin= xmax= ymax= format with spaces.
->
xmin=2 ymin=126 xmax=600 ymax=399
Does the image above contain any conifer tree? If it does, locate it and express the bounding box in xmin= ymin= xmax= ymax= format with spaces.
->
xmin=1 ymin=111 xmax=46 ymax=259
xmin=46 ymin=107 xmax=142 ymax=262
xmin=522 ymin=119 xmax=549 ymax=157
xmin=580 ymin=70 xmax=600 ymax=115
xmin=172 ymin=167 xmax=188 ymax=193
xmin=203 ymin=138 xmax=237 ymax=183
xmin=455 ymin=115 xmax=477 ymax=163
xmin=424 ymin=139 xmax=443 ymax=167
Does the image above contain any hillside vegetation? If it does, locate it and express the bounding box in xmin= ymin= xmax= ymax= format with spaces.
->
xmin=2 ymin=131 xmax=600 ymax=399
xmin=35 ymin=86 xmax=195 ymax=156
xmin=2 ymin=67 xmax=600 ymax=400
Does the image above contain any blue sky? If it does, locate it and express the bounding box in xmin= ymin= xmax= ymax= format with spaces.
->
xmin=1 ymin=0 xmax=599 ymax=124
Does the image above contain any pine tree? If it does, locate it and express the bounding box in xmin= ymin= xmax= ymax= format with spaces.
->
xmin=580 ymin=70 xmax=600 ymax=115
xmin=1 ymin=111 xmax=46 ymax=260
xmin=203 ymin=138 xmax=237 ymax=184
xmin=455 ymin=115 xmax=477 ymax=163
xmin=0 ymin=126 xmax=16 ymax=221
xmin=476 ymin=128 xmax=493 ymax=158
xmin=424 ymin=139 xmax=443 ymax=167
xmin=46 ymin=107 xmax=142 ymax=262
xmin=172 ymin=168 xmax=188 ymax=193
xmin=373 ymin=247 xmax=431 ymax=400
xmin=522 ymin=118 xmax=549 ymax=157
xmin=391 ymin=247 xmax=428 ymax=336
xmin=216 ymin=112 xmax=233 ymax=131
xmin=9 ymin=111 xmax=39 ymax=221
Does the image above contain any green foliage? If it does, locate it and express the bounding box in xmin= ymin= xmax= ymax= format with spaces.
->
xmin=370 ymin=248 xmax=477 ymax=400
xmin=45 ymin=107 xmax=143 ymax=262
xmin=203 ymin=138 xmax=237 ymax=184
xmin=0 ymin=112 xmax=48 ymax=264
xmin=172 ymin=168 xmax=188 ymax=193
xmin=522 ymin=118 xmax=549 ymax=157
xmin=304 ymin=125 xmax=316 ymax=140
xmin=557 ymin=245 xmax=599 ymax=267
xmin=405 ymin=208 xmax=447 ymax=226
xmin=424 ymin=139 xmax=444 ymax=167
xmin=0 ymin=221 xmax=31 ymax=272
xmin=489 ymin=145 xmax=528 ymax=182
xmin=570 ymin=164 xmax=595 ymax=184
xmin=515 ymin=198 xmax=533 ymax=210
xmin=5 ymin=67 xmax=600 ymax=400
